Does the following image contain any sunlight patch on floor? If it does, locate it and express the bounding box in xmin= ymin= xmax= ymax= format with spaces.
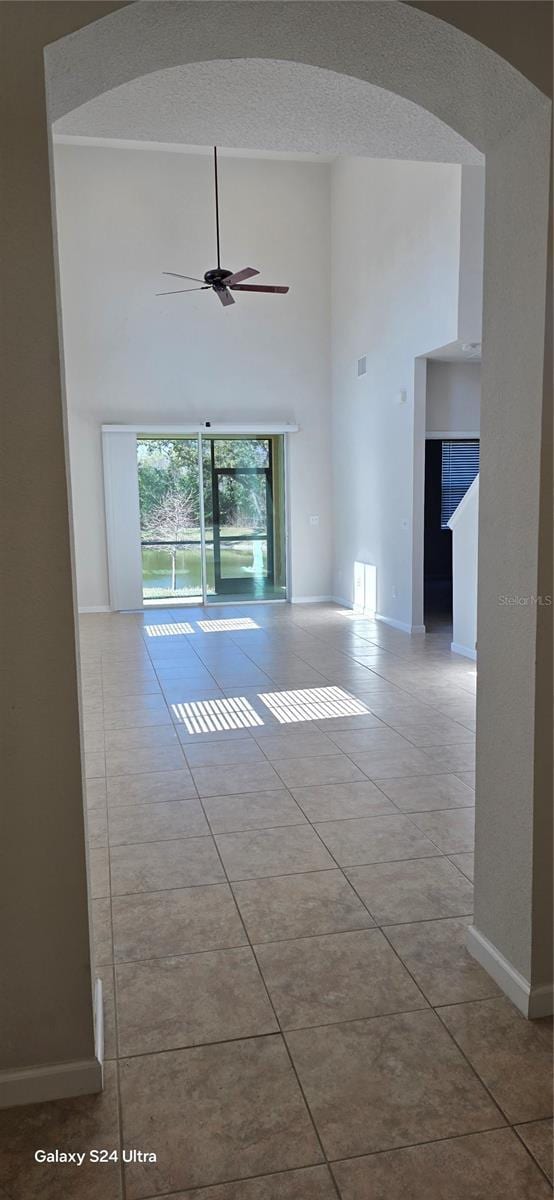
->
xmin=197 ymin=618 xmax=260 ymax=632
xmin=144 ymin=622 xmax=195 ymax=636
xmin=257 ymin=686 xmax=371 ymax=724
xmin=172 ymin=695 xmax=265 ymax=733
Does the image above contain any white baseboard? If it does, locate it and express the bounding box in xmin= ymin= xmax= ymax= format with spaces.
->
xmin=467 ymin=924 xmax=553 ymax=1018
xmin=0 ymin=980 xmax=104 ymax=1108
xmin=79 ymin=606 xmax=111 ymax=614
xmin=451 ymin=641 xmax=477 ymax=660
xmin=375 ymin=613 xmax=411 ymax=633
xmin=331 ymin=595 xmax=353 ymax=609
xmin=290 ymin=595 xmax=334 ymax=604
xmin=375 ymin=613 xmax=426 ymax=635
xmin=0 ymin=1055 xmax=103 ymax=1109
xmin=529 ymin=982 xmax=554 ymax=1018
xmin=331 ymin=596 xmax=383 ymax=621
xmin=331 ymin=599 xmax=425 ymax=634
xmin=94 ymin=977 xmax=104 ymax=1067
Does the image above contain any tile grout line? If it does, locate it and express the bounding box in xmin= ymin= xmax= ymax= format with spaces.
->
xmin=103 ymin=849 xmax=475 ymax=901
xmin=321 ymin=1121 xmax=538 ymax=1178
xmin=190 ymin=776 xmax=341 ymax=1195
xmin=135 ymin=1162 xmax=341 ymax=1200
xmin=432 ymin=1004 xmax=523 ymax=1130
xmin=107 ymin=894 xmax=476 ymax=967
xmin=511 ymin=1123 xmax=554 ymax=1188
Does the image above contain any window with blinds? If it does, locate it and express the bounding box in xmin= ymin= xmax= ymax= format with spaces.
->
xmin=441 ymin=440 xmax=480 ymax=528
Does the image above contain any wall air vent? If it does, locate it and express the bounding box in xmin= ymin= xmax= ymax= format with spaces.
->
xmin=357 ymin=355 xmax=367 ymax=377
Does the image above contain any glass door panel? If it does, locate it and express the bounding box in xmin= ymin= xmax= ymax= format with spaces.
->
xmin=137 ymin=437 xmax=203 ymax=604
xmin=203 ymin=435 xmax=286 ymax=603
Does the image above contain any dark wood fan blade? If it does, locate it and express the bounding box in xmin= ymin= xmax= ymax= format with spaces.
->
xmin=226 ymin=267 xmax=260 ymax=286
xmin=230 ymin=284 xmax=289 ymax=294
xmin=163 ymin=271 xmax=206 ymax=283
xmin=156 ymin=287 xmax=209 ymax=295
xmin=216 ymin=287 xmax=235 ymax=306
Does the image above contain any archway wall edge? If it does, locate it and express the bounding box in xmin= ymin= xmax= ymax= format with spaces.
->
xmin=45 ymin=1 xmax=549 ymax=151
xmin=1 ymin=0 xmax=550 ymax=1098
xmin=44 ymin=0 xmax=552 ymax=999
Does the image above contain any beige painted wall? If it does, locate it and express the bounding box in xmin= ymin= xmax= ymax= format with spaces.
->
xmin=0 ymin=0 xmax=126 ymax=1091
xmin=411 ymin=1 xmax=553 ymax=99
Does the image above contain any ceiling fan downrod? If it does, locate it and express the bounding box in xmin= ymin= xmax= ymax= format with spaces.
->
xmin=157 ymin=146 xmax=290 ymax=307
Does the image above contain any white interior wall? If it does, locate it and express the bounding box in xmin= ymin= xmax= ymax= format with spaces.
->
xmin=426 ymin=360 xmax=481 ymax=434
xmin=53 ymin=144 xmax=333 ymax=608
xmin=55 ymin=145 xmax=483 ymax=626
xmin=330 ymin=158 xmax=463 ymax=626
xmin=458 ymin=165 xmax=485 ymax=343
xmin=458 ymin=164 xmax=484 ymax=343
xmin=449 ymin=476 xmax=479 ymax=659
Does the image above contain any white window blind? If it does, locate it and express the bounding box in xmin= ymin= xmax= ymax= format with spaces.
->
xmin=441 ymin=440 xmax=480 ymax=528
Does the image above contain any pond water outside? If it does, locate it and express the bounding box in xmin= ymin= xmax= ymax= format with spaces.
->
xmin=142 ymin=540 xmax=268 ymax=599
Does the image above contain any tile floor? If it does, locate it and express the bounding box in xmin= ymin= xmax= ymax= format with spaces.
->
xmin=1 ymin=603 xmax=552 ymax=1199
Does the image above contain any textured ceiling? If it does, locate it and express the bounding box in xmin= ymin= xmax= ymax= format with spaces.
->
xmin=54 ymin=59 xmax=482 ymax=164
xmin=46 ymin=1 xmax=546 ymax=155
xmin=427 ymin=340 xmax=482 ymax=363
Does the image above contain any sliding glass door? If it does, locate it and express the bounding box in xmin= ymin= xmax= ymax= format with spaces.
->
xmin=137 ymin=435 xmax=287 ymax=605
xmin=137 ymin=438 xmax=203 ymax=604
xmin=203 ymin=437 xmax=286 ymax=603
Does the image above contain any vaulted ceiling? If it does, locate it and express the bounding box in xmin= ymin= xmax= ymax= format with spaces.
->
xmin=55 ymin=59 xmax=482 ymax=163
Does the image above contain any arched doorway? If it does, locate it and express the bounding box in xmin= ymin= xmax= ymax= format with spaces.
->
xmin=2 ymin=1 xmax=551 ymax=1119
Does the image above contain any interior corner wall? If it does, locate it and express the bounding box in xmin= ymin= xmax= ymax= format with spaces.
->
xmin=426 ymin=360 xmax=481 ymax=434
xmin=330 ymin=158 xmax=462 ymax=624
xmin=458 ymin=164 xmax=485 ymax=343
xmin=53 ymin=145 xmax=333 ymax=608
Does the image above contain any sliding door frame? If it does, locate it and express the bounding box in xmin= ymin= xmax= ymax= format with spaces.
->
xmin=197 ymin=431 xmax=208 ymax=606
xmin=103 ymin=423 xmax=297 ymax=610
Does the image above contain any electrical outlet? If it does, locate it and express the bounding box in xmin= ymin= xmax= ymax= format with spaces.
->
xmin=309 ymin=514 xmax=320 ymax=527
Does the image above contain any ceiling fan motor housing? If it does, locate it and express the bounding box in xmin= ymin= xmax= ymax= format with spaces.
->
xmin=204 ymin=268 xmax=233 ymax=289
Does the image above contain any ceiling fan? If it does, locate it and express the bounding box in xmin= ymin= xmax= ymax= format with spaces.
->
xmin=157 ymin=146 xmax=290 ymax=308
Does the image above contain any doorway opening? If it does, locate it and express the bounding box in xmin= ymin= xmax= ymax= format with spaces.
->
xmin=138 ymin=434 xmax=287 ymax=605
xmin=424 ymin=437 xmax=480 ymax=630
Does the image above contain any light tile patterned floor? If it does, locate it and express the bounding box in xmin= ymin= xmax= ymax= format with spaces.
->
xmin=1 ymin=603 xmax=552 ymax=1200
